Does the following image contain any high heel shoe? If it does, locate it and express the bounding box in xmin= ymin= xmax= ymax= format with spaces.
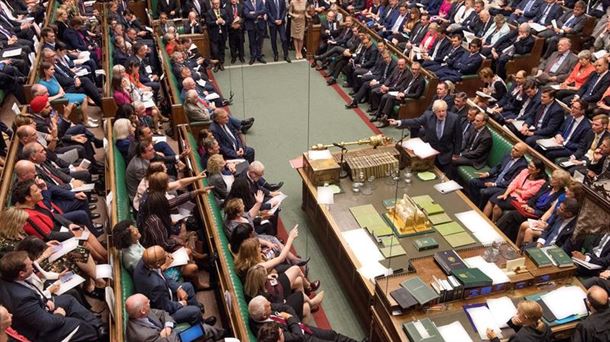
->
xmin=306 ymin=280 xmax=321 ymax=295
xmin=296 ymin=257 xmax=310 ymax=266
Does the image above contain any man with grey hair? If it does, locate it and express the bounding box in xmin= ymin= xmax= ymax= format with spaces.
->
xmin=248 ymin=296 xmax=359 ymax=342
xmin=389 ymin=99 xmax=462 ymax=172
xmin=534 ymin=38 xmax=578 ymax=85
xmin=183 ymin=89 xmax=212 ymax=122
xmin=491 ymin=22 xmax=534 ymax=78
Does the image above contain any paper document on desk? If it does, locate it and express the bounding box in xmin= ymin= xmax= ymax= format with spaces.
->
xmin=536 ymin=138 xmax=562 ymax=150
xmin=541 ymin=286 xmax=587 ymax=320
xmin=71 ymin=183 xmax=95 ymax=192
xmin=434 ymin=180 xmax=463 ymax=194
xmin=593 ymin=50 xmax=608 ymax=60
xmin=342 ymin=228 xmax=384 ymax=264
xmin=465 ymin=256 xmax=510 ymax=285
xmin=455 ymin=210 xmax=503 ymax=246
xmin=529 ymin=23 xmax=548 ymax=32
xmin=511 ymin=120 xmax=525 ymax=131
xmin=465 ymin=306 xmax=503 ymax=340
xmin=205 ymin=93 xmax=220 ymax=101
xmin=50 ymin=273 xmax=86 ymax=296
xmin=437 ymin=321 xmax=472 ymax=342
xmin=49 ymin=238 xmax=79 ymax=262
xmin=267 ymin=193 xmax=287 ymax=215
xmin=2 ymin=48 xmax=21 ymax=58
xmin=75 ymin=68 xmax=90 ymax=77
xmin=486 ymin=296 xmax=517 ymax=328
xmin=402 ymin=138 xmax=440 ymax=159
xmin=572 ymin=257 xmax=603 ymax=270
xmin=168 ymin=247 xmax=190 ymax=268
xmin=308 ymin=149 xmax=333 ymax=160
xmin=357 ymin=261 xmax=391 ymax=282
xmin=95 ymin=264 xmax=113 ymax=279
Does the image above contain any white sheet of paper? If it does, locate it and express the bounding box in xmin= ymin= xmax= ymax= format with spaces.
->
xmin=11 ymin=102 xmax=19 ymax=115
xmin=572 ymin=257 xmax=603 ymax=270
xmin=152 ymin=135 xmax=167 ymax=143
xmin=75 ymin=230 xmax=90 ymax=241
xmin=71 ymin=183 xmax=95 ymax=192
xmin=316 ymin=186 xmax=334 ymax=204
xmin=95 ymin=69 xmax=106 ymax=76
xmin=171 ymin=213 xmax=191 ymax=222
xmin=463 ymin=31 xmax=475 ymax=42
xmin=105 ymin=287 xmax=115 ymax=320
xmin=168 ymin=247 xmax=190 ymax=268
xmin=52 ymin=273 xmax=86 ymax=295
xmin=560 ymin=160 xmax=578 ymax=168
xmin=402 ymin=138 xmax=440 ymax=159
xmin=550 ymin=84 xmax=561 ymax=90
xmin=342 ymin=228 xmax=384 ymax=264
xmin=2 ymin=48 xmax=21 ymax=58
xmin=145 ymin=65 xmax=153 ymax=74
xmin=541 ymin=286 xmax=588 ymax=320
xmin=79 ymin=159 xmax=91 ymax=169
xmin=593 ymin=50 xmax=608 ymax=60
xmin=486 ymin=297 xmax=517 ymax=328
xmin=145 ymin=26 xmax=154 ymax=32
xmin=437 ymin=321 xmax=473 ymax=342
xmin=222 ymin=174 xmax=235 ymax=193
xmin=388 ymin=91 xmax=399 ymax=96
xmin=49 ymin=238 xmax=79 ymax=263
xmin=95 ymin=264 xmax=113 ymax=279
xmin=511 ymin=120 xmax=525 ymax=131
xmin=465 ymin=306 xmax=503 ymax=340
xmin=529 ymin=22 xmax=548 ymax=32
xmin=177 ymin=201 xmax=196 ymax=216
xmin=433 ymin=180 xmax=463 ymax=194
xmin=78 ymin=51 xmax=90 ymax=59
xmin=189 ymin=43 xmax=197 ymax=51
xmin=465 ymin=256 xmax=510 ymax=285
xmin=357 ymin=261 xmax=391 ymax=282
xmin=536 ymin=138 xmax=562 ymax=150
xmin=308 ymin=149 xmax=333 ymax=160
xmin=455 ymin=210 xmax=504 ymax=246
xmin=205 ymin=93 xmax=220 ymax=101
xmin=75 ymin=68 xmax=90 ymax=77
xmin=196 ymin=79 xmax=207 ymax=87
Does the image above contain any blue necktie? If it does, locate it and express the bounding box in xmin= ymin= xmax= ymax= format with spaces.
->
xmin=496 ymin=159 xmax=516 ymax=184
xmin=544 ymin=218 xmax=563 ymax=246
xmin=524 ymin=0 xmax=535 ymax=12
xmin=562 ymin=119 xmax=574 ymax=140
xmin=436 ymin=120 xmax=444 ymax=139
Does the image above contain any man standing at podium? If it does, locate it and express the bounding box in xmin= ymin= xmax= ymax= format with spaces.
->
xmin=389 ymin=99 xmax=462 ymax=173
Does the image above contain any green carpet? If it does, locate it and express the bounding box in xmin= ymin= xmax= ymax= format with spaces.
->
xmin=214 ymin=60 xmax=376 ymax=339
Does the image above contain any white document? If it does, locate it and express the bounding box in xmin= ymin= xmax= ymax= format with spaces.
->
xmin=486 ymin=297 xmax=517 ymax=328
xmin=529 ymin=22 xmax=548 ymax=32
xmin=144 ymin=65 xmax=153 ymax=74
xmin=74 ymin=56 xmax=90 ymax=64
xmin=95 ymin=69 xmax=106 ymax=76
xmin=222 ymin=174 xmax=235 ymax=192
xmin=2 ymin=48 xmax=21 ymax=58
xmin=308 ymin=149 xmax=333 ymax=160
xmin=196 ymin=79 xmax=207 ymax=87
xmin=145 ymin=26 xmax=154 ymax=32
xmin=437 ymin=321 xmax=473 ymax=342
xmin=143 ymin=99 xmax=156 ymax=109
xmin=267 ymin=193 xmax=288 ymax=215
xmin=465 ymin=256 xmax=510 ymax=285
xmin=511 ymin=120 xmax=525 ymax=131
xmin=388 ymin=91 xmax=399 ymax=96
xmin=465 ymin=306 xmax=503 ymax=340
xmin=536 ymin=138 xmax=562 ymax=150
xmin=60 ymin=327 xmax=80 ymax=342
xmin=77 ymin=51 xmax=90 ymax=59
xmin=550 ymin=84 xmax=561 ymax=90
xmin=51 ymin=273 xmax=86 ymax=295
xmin=434 ymin=180 xmax=463 ymax=194
xmin=551 ymin=19 xmax=558 ymax=30
xmin=71 ymin=183 xmax=95 ymax=192
xmin=357 ymin=261 xmax=391 ymax=282
xmin=152 ymin=135 xmax=167 ymax=143
xmin=316 ymin=186 xmax=334 ymax=205
xmin=79 ymin=159 xmax=91 ymax=169
xmin=105 ymin=287 xmax=115 ymax=319
xmin=463 ymin=31 xmax=475 ymax=42
xmin=75 ymin=230 xmax=90 ymax=241
xmin=168 ymin=247 xmax=190 ymax=268
xmin=205 ymin=93 xmax=220 ymax=101
xmin=75 ymin=68 xmax=90 ymax=77
xmin=342 ymin=228 xmax=384 ymax=264
xmin=189 ymin=43 xmax=197 ymax=51
xmin=572 ymin=257 xmax=603 ymax=270
xmin=11 ymin=102 xmax=20 ymax=115
xmin=171 ymin=213 xmax=191 ymax=222
xmin=49 ymin=238 xmax=79 ymax=263
xmin=402 ymin=138 xmax=440 ymax=159
xmin=541 ymin=286 xmax=587 ymax=320
xmin=83 ymin=0 xmax=96 ymax=6
xmin=177 ymin=201 xmax=196 ymax=216
xmin=455 ymin=210 xmax=504 ymax=246
xmin=560 ymin=160 xmax=579 ymax=168
xmin=95 ymin=264 xmax=113 ymax=279
xmin=593 ymin=50 xmax=608 ymax=60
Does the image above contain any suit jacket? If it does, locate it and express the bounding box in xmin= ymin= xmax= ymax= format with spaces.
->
xmin=381 ymin=5 xmax=400 ymax=30
xmin=571 ymin=307 xmax=610 ymax=342
xmin=582 ymin=234 xmax=610 ymax=268
xmin=440 ymin=45 xmax=466 ymax=65
xmin=575 ymin=130 xmax=609 ymax=159
xmin=403 ymin=73 xmax=426 ymax=99
xmin=307 ymin=0 xmax=329 ymax=9
xmin=461 ymin=126 xmax=493 ymax=169
xmin=410 ymin=23 xmax=429 ymax=45
xmin=243 ymin=0 xmax=266 ymax=30
xmin=206 ymin=8 xmax=228 ymax=40
xmin=577 ymin=71 xmax=610 ymax=103
xmin=539 ymin=216 xmax=577 ymax=249
xmin=494 ymin=31 xmax=534 ymax=56
xmin=334 ymin=27 xmax=353 ymax=46
xmin=498 ymin=83 xmax=524 ymax=113
xmin=557 ymin=11 xmax=586 ymax=33
xmin=249 ymin=303 xmax=304 ymax=340
xmin=533 ymin=2 xmax=564 ymax=25
xmin=508 ymin=91 xmax=541 ymax=120
xmin=355 ymin=44 xmax=377 ymax=69
xmin=383 ymin=68 xmax=411 ymax=90
xmin=209 ymin=172 xmax=229 ymax=200
xmin=428 ymin=37 xmax=452 ymax=63
xmin=398 ymin=111 xmax=462 ymax=165
xmin=157 ymin=0 xmax=179 ymax=16
xmin=515 ymin=0 xmax=542 ymax=19
xmin=370 ymin=58 xmax=395 ymax=82
xmin=556 ymin=117 xmax=591 ymax=152
xmin=183 ymin=20 xmax=203 ymax=34
xmin=225 ymin=3 xmax=244 ymax=30
xmin=488 ymin=155 xmax=528 ymax=187
xmin=185 ymin=0 xmax=207 ymax=16
xmin=63 ymin=28 xmax=88 ymax=51
xmin=526 ymin=101 xmax=565 ymax=137
xmin=539 ymin=51 xmax=577 ymax=82
xmin=133 ymin=260 xmax=183 ymax=314
xmin=265 ymin=0 xmax=286 ymax=22
xmin=126 ymin=156 xmax=150 ymax=199
xmin=184 ymin=101 xmax=211 ymax=122
xmin=448 ymin=52 xmax=483 ymax=75
xmin=126 ymin=309 xmax=180 ymax=342
xmin=210 ymin=121 xmax=246 ymax=159
xmin=36 ymin=161 xmax=72 ymax=188
xmin=0 ymin=280 xmax=80 ymax=341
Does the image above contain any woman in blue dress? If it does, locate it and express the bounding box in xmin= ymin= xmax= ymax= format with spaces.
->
xmin=38 ymin=61 xmax=97 ymax=128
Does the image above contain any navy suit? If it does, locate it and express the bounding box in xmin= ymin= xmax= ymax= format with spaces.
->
xmin=538 ymin=216 xmax=577 ymax=250
xmin=577 ymin=71 xmax=610 ymax=104
xmin=467 ymin=154 xmax=528 ymax=207
xmin=574 ymin=130 xmax=609 ymax=159
xmin=434 ymin=52 xmax=483 ymax=82
xmin=523 ymin=100 xmax=565 ymax=146
xmin=509 ymin=0 xmax=542 ymax=23
xmin=206 ymin=8 xmax=228 ymax=63
xmin=532 ymin=2 xmax=563 ymax=25
xmin=243 ymin=0 xmax=266 ymax=59
xmin=503 ymin=91 xmax=542 ymax=126
xmin=210 ymin=120 xmax=255 ymax=162
xmin=397 ymin=111 xmax=462 ymax=167
xmin=493 ymin=32 xmax=535 ymax=78
xmin=542 ymin=117 xmax=591 ymax=159
xmin=424 ymin=43 xmax=466 ymax=71
xmin=133 ymin=260 xmax=202 ymax=325
xmin=381 ymin=6 xmax=400 ymax=30
xmin=266 ymin=0 xmax=288 ymax=57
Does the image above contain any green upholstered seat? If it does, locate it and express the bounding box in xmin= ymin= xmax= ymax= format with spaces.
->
xmin=458 ymin=127 xmax=512 ymax=183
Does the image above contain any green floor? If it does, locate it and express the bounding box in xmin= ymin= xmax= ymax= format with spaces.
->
xmin=215 ymin=58 xmax=380 ymax=339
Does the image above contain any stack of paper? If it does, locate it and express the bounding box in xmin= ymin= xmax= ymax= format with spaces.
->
xmin=464 ymin=256 xmax=510 ymax=285
xmin=435 ymin=222 xmax=476 ymax=248
xmin=465 ymin=306 xmax=503 ymax=340
xmin=541 ymin=286 xmax=588 ymax=320
xmin=434 ymin=180 xmax=463 ymax=194
xmin=402 ymin=138 xmax=440 ymax=159
xmin=437 ymin=321 xmax=472 ymax=342
xmin=455 ymin=210 xmax=504 ymax=247
xmin=536 ymin=138 xmax=562 ymax=150
xmin=308 ymin=149 xmax=333 ymax=160
xmin=342 ymin=228 xmax=384 ymax=264
xmin=486 ymin=297 xmax=518 ymax=329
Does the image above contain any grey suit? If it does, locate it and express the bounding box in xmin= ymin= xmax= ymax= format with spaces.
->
xmin=208 ymin=173 xmax=228 ymax=201
xmin=127 ymin=309 xmax=181 ymax=342
xmin=183 ymin=101 xmax=211 ymax=123
xmin=126 ymin=156 xmax=150 ymax=200
xmin=536 ymin=51 xmax=578 ymax=84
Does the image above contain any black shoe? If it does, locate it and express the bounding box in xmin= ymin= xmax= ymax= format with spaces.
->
xmin=369 ymin=116 xmax=378 ymax=122
xmin=93 ymin=138 xmax=104 ymax=148
xmin=345 ymin=102 xmax=357 ymax=109
xmin=239 ymin=56 xmax=245 ymax=63
xmin=204 ymin=316 xmax=217 ymax=326
xmin=310 ymin=61 xmax=317 ymax=68
xmin=296 ymin=257 xmax=310 ymax=266
xmin=249 ymin=58 xmax=255 ymax=65
xmin=231 ymin=57 xmax=236 ymax=64
xmin=243 ymin=117 xmax=255 ymax=125
xmin=241 ymin=120 xmax=254 ymax=134
xmin=90 ymin=195 xmax=98 ymax=202
xmin=89 ymin=203 xmax=97 ymax=210
xmin=274 ymin=54 xmax=279 ymax=62
xmin=285 ymin=56 xmax=291 ymax=63
xmin=327 ymin=78 xmax=336 ymax=85
xmin=367 ymin=107 xmax=377 ymax=114
xmin=219 ymin=63 xmax=225 ymax=71
xmin=376 ymin=117 xmax=389 ymax=128
xmin=91 ymin=212 xmax=101 ymax=219
xmin=348 ymin=91 xmax=356 ymax=96
xmin=221 ymin=99 xmax=231 ymax=107
xmin=97 ymin=326 xmax=109 ymax=342
xmin=265 ymin=181 xmax=284 ymax=191
xmin=257 ymin=57 xmax=267 ymax=64
xmin=213 ymin=64 xmax=220 ymax=72
xmin=85 ymin=286 xmax=106 ymax=300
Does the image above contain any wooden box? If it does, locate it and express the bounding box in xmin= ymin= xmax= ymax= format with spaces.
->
xmin=303 ymin=152 xmax=341 ymax=186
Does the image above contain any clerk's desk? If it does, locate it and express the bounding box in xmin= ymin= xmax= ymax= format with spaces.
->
xmin=297 ymin=145 xmax=582 ymax=341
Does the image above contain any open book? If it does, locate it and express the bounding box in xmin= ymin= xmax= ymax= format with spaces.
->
xmin=402 ymin=138 xmax=440 ymax=159
xmin=536 ymin=138 xmax=562 ymax=150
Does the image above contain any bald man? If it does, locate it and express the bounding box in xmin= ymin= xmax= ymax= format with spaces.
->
xmin=572 ymin=286 xmax=610 ymax=341
xmin=132 ymin=246 xmax=216 ymax=326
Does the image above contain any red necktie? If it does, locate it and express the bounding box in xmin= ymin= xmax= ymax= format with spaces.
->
xmin=269 ymin=315 xmax=314 ymax=334
xmin=233 ymin=5 xmax=238 ymax=17
xmin=198 ymin=98 xmax=210 ymax=108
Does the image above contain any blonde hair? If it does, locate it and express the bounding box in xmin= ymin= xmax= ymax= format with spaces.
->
xmin=113 ymin=118 xmax=133 ymax=140
xmin=551 ymin=169 xmax=571 ymax=189
xmin=518 ymin=301 xmax=545 ymax=332
xmin=0 ymin=208 xmax=28 ymax=239
xmin=234 ymin=238 xmax=263 ymax=277
xmin=207 ymin=154 xmax=225 ymax=175
xmin=224 ymin=198 xmax=244 ymax=220
xmin=244 ymin=265 xmax=267 ymax=299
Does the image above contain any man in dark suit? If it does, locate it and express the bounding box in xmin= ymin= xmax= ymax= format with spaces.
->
xmin=508 ymin=0 xmax=542 ymax=23
xmin=367 ymin=58 xmax=410 ymax=114
xmin=345 ymin=50 xmax=395 ymax=109
xmin=210 ymin=108 xmax=255 ymax=162
xmin=569 ymin=228 xmax=610 ymax=276
xmin=243 ymin=0 xmax=267 ymax=64
xmin=315 ymin=10 xmax=340 ymax=54
xmin=539 ymin=99 xmax=591 ymax=160
xmin=248 ymin=296 xmax=359 ymax=342
xmin=133 ymin=246 xmax=216 ymax=325
xmin=0 ymin=251 xmax=103 ymax=341
xmin=561 ymin=114 xmax=610 ymax=170
xmin=342 ymin=33 xmax=377 ymax=88
xmin=374 ymin=62 xmax=426 ymax=127
xmin=434 ymin=38 xmax=484 ymax=83
xmin=389 ymin=99 xmax=462 ymax=171
xmin=531 ymin=0 xmax=564 ymax=26
xmin=266 ymin=0 xmax=289 ymax=62
xmin=226 ymin=0 xmax=245 ymax=63
xmin=467 ymin=142 xmax=528 ymax=208
xmin=185 ymin=0 xmax=207 ymax=17
xmin=451 ymin=112 xmax=493 ymax=170
xmin=519 ymin=88 xmax=565 ymax=146
xmin=422 ymin=33 xmax=465 ymax=72
xmin=491 ymin=23 xmax=534 ymax=78
xmin=489 ymin=70 xmax=527 ymax=122
xmin=535 ymin=198 xmax=580 ymax=250
xmin=573 ymin=58 xmax=610 ymax=106
xmin=500 ymin=78 xmax=541 ymax=126
xmin=157 ymin=0 xmax=179 ymax=17
xmin=534 ymin=38 xmax=578 ymax=85
xmin=539 ymin=1 xmax=586 ymax=58
xmin=206 ymin=0 xmax=228 ymax=70
xmin=570 ymin=286 xmax=610 ymax=341
xmin=380 ymin=4 xmax=408 ymax=38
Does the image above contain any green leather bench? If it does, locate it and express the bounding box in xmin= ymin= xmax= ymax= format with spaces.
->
xmin=457 ymin=126 xmax=510 ymax=183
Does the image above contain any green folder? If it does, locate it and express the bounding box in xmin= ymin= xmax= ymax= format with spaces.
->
xmin=411 ymin=195 xmax=444 ymax=215
xmin=378 ymin=235 xmax=400 ymax=247
xmin=546 ymin=247 xmax=573 ymax=268
xmin=413 ymin=237 xmax=439 ymax=251
xmin=428 ymin=213 xmax=452 ymax=225
xmin=444 ymin=231 xmax=476 ymax=248
xmin=380 ymin=245 xmax=407 ymax=258
xmin=417 ymin=171 xmax=437 ymax=181
xmin=349 ymin=204 xmax=393 ymax=236
xmin=435 ymin=222 xmax=465 ymax=236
